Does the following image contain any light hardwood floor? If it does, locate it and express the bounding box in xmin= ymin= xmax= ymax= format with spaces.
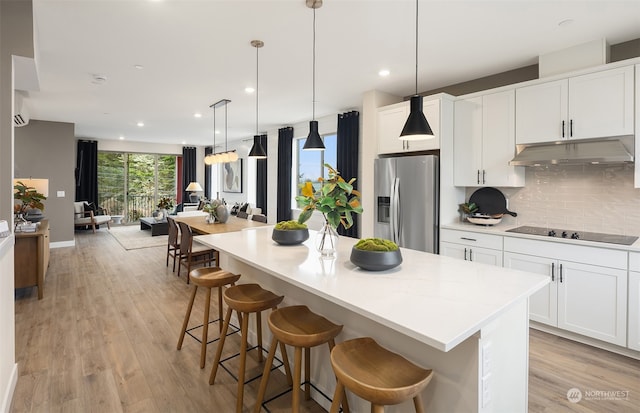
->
xmin=10 ymin=229 xmax=640 ymax=412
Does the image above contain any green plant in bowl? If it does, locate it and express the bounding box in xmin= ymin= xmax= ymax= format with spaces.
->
xmin=350 ymin=238 xmax=402 ymax=271
xmin=272 ymin=220 xmax=309 ymax=245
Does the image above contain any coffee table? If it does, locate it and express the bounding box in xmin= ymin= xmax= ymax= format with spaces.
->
xmin=140 ymin=217 xmax=169 ymax=236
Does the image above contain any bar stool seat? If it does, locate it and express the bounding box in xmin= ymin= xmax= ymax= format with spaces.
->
xmin=254 ymin=305 xmax=350 ymax=413
xmin=177 ymin=268 xmax=240 ymax=369
xmin=329 ymin=337 xmax=434 ymax=413
xmin=210 ymin=283 xmax=290 ymax=413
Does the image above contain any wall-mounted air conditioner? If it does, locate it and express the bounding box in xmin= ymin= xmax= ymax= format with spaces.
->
xmin=14 ymin=93 xmax=30 ymax=127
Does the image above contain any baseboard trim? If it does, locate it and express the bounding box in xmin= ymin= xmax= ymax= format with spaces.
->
xmin=1 ymin=363 xmax=18 ymax=413
xmin=51 ymin=240 xmax=75 ymax=249
xmin=531 ymin=323 xmax=640 ymax=360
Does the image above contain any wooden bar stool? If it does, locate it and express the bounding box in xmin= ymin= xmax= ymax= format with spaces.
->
xmin=254 ymin=305 xmax=350 ymax=413
xmin=329 ymin=337 xmax=434 ymax=413
xmin=209 ymin=283 xmax=291 ymax=413
xmin=176 ymin=268 xmax=241 ymax=368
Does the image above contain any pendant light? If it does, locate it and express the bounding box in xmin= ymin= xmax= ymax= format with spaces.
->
xmin=400 ymin=0 xmax=434 ymax=140
xmin=303 ymin=0 xmax=325 ymax=151
xmin=205 ymin=99 xmax=238 ymax=164
xmin=248 ymin=40 xmax=267 ymax=159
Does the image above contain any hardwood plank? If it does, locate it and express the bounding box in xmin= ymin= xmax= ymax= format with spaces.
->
xmin=10 ymin=228 xmax=640 ymax=413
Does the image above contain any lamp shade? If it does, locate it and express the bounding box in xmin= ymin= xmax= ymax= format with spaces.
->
xmin=14 ymin=178 xmax=49 ymax=197
xmin=248 ymin=135 xmax=267 ymax=158
xmin=400 ymin=95 xmax=434 ymax=140
xmin=303 ymin=120 xmax=325 ymax=150
xmin=185 ymin=182 xmax=203 ymax=192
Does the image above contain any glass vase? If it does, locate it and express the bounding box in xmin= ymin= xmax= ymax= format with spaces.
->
xmin=316 ymin=221 xmax=338 ymax=258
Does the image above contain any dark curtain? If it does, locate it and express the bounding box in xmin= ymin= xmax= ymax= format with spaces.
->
xmin=204 ymin=146 xmax=213 ymax=200
xmin=256 ymin=134 xmax=268 ymax=213
xmin=75 ymin=140 xmax=98 ymax=204
xmin=276 ymin=127 xmax=294 ymax=222
xmin=182 ymin=147 xmax=197 ymax=202
xmin=336 ymin=111 xmax=360 ymax=238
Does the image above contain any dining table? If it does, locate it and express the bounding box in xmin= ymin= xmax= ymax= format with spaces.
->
xmin=173 ymin=214 xmax=267 ymax=235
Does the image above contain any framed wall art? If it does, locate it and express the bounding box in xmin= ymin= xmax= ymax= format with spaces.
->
xmin=223 ymin=158 xmax=243 ymax=193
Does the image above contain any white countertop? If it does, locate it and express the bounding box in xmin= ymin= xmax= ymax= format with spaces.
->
xmin=442 ymin=221 xmax=640 ymax=252
xmin=195 ymin=226 xmax=548 ymax=352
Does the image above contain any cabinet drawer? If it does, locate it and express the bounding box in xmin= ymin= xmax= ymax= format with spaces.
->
xmin=440 ymin=229 xmax=503 ymax=250
xmin=503 ymin=237 xmax=627 ymax=270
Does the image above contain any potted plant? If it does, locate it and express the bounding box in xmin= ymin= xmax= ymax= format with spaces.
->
xmin=295 ymin=164 xmax=363 ymax=257
xmin=14 ymin=181 xmax=47 ymax=222
xmin=350 ymin=238 xmax=403 ymax=271
xmin=155 ymin=197 xmax=174 ymax=221
xmin=272 ymin=220 xmax=309 ymax=245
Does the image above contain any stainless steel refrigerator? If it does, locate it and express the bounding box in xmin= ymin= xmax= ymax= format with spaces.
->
xmin=374 ymin=155 xmax=439 ymax=253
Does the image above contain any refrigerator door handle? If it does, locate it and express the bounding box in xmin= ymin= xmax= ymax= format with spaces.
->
xmin=390 ymin=177 xmax=400 ymax=244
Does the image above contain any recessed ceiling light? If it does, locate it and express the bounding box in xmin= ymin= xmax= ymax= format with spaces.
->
xmin=137 ymin=122 xmax=144 ymax=127
xmin=558 ymin=19 xmax=574 ymax=27
xmin=215 ymin=130 xmax=220 ymax=134
xmin=134 ymin=64 xmax=144 ymax=70
xmin=378 ymin=69 xmax=390 ymax=77
xmin=119 ymin=136 xmax=125 ymax=140
xmin=245 ymin=87 xmax=255 ymax=94
xmin=181 ymin=140 xmax=186 ymax=145
xmin=91 ymin=74 xmax=107 ymax=84
xmin=194 ymin=113 xmax=202 ymax=118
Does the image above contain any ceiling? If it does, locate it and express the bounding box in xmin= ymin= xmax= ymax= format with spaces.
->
xmin=24 ymin=0 xmax=640 ymax=147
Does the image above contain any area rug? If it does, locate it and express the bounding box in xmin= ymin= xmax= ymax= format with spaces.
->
xmin=109 ymin=224 xmax=168 ymax=250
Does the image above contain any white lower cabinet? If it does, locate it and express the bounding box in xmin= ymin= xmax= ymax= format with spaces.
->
xmin=440 ymin=229 xmax=503 ymax=266
xmin=628 ymin=252 xmax=640 ymax=351
xmin=504 ymin=238 xmax=628 ymax=346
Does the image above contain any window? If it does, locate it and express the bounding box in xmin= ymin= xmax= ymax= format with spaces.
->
xmin=98 ymin=151 xmax=177 ymax=222
xmin=293 ymin=133 xmax=337 ymax=208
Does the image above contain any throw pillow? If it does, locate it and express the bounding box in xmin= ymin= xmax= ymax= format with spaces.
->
xmin=84 ymin=202 xmax=97 ymax=215
xmin=239 ymin=203 xmax=249 ymax=213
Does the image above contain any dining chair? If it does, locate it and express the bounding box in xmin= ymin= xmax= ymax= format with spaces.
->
xmin=237 ymin=211 xmax=249 ymax=219
xmin=177 ymin=221 xmax=218 ymax=283
xmin=166 ymin=217 xmax=181 ymax=272
xmin=251 ymin=214 xmax=267 ymax=223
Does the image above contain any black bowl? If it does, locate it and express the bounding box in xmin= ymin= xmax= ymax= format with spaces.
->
xmin=272 ymin=228 xmax=309 ymax=245
xmin=350 ymin=247 xmax=402 ymax=271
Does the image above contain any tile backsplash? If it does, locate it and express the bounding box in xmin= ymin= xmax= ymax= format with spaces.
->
xmin=466 ymin=164 xmax=640 ymax=236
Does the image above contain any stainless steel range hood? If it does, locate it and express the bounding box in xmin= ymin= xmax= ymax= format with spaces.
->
xmin=509 ymin=137 xmax=634 ymax=166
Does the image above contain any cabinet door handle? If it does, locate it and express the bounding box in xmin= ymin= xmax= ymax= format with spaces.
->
xmin=569 ymin=120 xmax=573 ymax=137
xmin=477 ymin=170 xmax=480 ymax=184
xmin=469 ymin=249 xmax=473 ymax=261
xmin=464 ymin=247 xmax=468 ymax=261
xmin=559 ymin=263 xmax=563 ymax=283
xmin=562 ymin=120 xmax=565 ymax=138
xmin=482 ymin=170 xmax=486 ymax=184
xmin=551 ymin=262 xmax=555 ymax=281
xmin=460 ymin=237 xmax=477 ymax=242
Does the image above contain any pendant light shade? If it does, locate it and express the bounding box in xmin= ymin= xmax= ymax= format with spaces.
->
xmin=303 ymin=0 xmax=325 ymax=151
xmin=249 ymin=135 xmax=267 ymax=158
xmin=400 ymin=0 xmax=434 ymax=141
xmin=248 ymin=40 xmax=268 ymax=159
xmin=303 ymin=120 xmax=324 ymax=150
xmin=400 ymin=95 xmax=434 ymax=140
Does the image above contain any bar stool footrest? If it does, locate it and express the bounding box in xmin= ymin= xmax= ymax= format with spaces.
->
xmin=261 ymin=380 xmax=344 ymax=413
xmin=185 ymin=320 xmax=240 ymax=345
xmin=219 ymin=345 xmax=285 ymax=386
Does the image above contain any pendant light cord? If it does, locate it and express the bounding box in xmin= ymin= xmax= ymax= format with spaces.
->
xmin=414 ymin=0 xmax=419 ymax=95
xmin=224 ymin=102 xmax=228 ymax=152
xmin=213 ymin=106 xmax=216 ymax=155
xmin=312 ymin=7 xmax=316 ymax=121
xmin=256 ymin=43 xmax=259 ymax=135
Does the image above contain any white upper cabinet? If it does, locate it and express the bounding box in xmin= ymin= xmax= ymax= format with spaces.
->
xmin=516 ymin=65 xmax=634 ymax=144
xmin=454 ymin=90 xmax=524 ymax=187
xmin=377 ymin=98 xmax=440 ymax=155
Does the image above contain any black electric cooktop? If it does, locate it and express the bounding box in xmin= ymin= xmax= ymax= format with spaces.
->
xmin=506 ymin=226 xmax=639 ymax=246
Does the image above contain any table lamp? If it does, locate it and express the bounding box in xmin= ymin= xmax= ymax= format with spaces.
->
xmin=185 ymin=182 xmax=203 ymax=203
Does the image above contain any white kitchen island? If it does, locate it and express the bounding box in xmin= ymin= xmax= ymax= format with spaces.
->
xmin=195 ymin=226 xmax=549 ymax=413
